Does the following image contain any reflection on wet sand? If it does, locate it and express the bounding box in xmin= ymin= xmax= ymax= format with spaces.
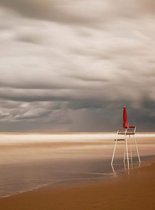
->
xmin=0 ymin=135 xmax=154 ymax=197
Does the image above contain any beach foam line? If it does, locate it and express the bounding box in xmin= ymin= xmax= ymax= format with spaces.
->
xmin=0 ymin=132 xmax=154 ymax=144
xmin=0 ymin=133 xmax=115 ymax=144
xmin=0 ymin=173 xmax=112 ymax=198
xmin=0 ymin=183 xmax=50 ymax=199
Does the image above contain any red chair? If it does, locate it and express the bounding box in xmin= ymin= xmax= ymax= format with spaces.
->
xmin=111 ymin=106 xmax=141 ymax=170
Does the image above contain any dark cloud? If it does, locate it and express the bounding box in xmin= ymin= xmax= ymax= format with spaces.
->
xmin=0 ymin=0 xmax=106 ymax=24
xmin=0 ymin=96 xmax=154 ymax=132
xmin=0 ymin=1 xmax=155 ymax=132
xmin=0 ymin=0 xmax=53 ymax=20
xmin=0 ymin=0 xmax=155 ymax=26
xmin=0 ymin=0 xmax=102 ymax=25
xmin=16 ymin=31 xmax=42 ymax=44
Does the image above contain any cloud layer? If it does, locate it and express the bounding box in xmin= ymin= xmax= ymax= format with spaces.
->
xmin=0 ymin=0 xmax=155 ymax=131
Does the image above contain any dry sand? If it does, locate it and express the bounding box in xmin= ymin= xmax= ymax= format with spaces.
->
xmin=0 ymin=160 xmax=155 ymax=210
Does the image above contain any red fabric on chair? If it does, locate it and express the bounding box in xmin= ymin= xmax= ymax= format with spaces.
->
xmin=129 ymin=125 xmax=135 ymax=128
xmin=123 ymin=106 xmax=129 ymax=128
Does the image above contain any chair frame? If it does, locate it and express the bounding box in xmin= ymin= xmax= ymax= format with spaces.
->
xmin=111 ymin=126 xmax=141 ymax=170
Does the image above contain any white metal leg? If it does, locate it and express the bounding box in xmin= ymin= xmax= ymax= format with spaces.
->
xmin=111 ymin=139 xmax=117 ymax=166
xmin=111 ymin=128 xmax=141 ymax=173
xmin=130 ymin=135 xmax=133 ymax=168
xmin=111 ymin=164 xmax=117 ymax=176
xmin=123 ymin=158 xmax=127 ymax=171
xmin=134 ymin=135 xmax=141 ymax=166
xmin=123 ymin=144 xmax=126 ymax=163
xmin=125 ymin=136 xmax=130 ymax=170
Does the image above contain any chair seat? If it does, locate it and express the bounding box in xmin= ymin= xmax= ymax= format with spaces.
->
xmin=114 ymin=138 xmax=125 ymax=141
xmin=126 ymin=132 xmax=135 ymax=135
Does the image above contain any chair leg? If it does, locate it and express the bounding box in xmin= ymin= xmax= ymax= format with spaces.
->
xmin=130 ymin=135 xmax=133 ymax=168
xmin=125 ymin=136 xmax=130 ymax=170
xmin=111 ymin=139 xmax=117 ymax=166
xmin=123 ymin=146 xmax=126 ymax=163
xmin=134 ymin=135 xmax=141 ymax=166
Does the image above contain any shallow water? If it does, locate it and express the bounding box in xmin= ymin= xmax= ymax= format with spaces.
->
xmin=0 ymin=135 xmax=154 ymax=198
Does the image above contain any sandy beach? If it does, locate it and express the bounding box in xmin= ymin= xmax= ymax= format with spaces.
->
xmin=0 ymin=134 xmax=154 ymax=210
xmin=0 ymin=160 xmax=155 ymax=210
xmin=1 ymin=0 xmax=155 ymax=208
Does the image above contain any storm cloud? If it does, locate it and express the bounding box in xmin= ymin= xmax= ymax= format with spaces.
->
xmin=0 ymin=0 xmax=155 ymax=132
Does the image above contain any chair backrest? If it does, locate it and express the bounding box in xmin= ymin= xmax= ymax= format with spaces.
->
xmin=117 ymin=129 xmax=127 ymax=135
xmin=117 ymin=126 xmax=136 ymax=135
xmin=126 ymin=126 xmax=136 ymax=135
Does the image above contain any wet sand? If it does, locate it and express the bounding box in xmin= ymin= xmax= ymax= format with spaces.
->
xmin=0 ymin=161 xmax=155 ymax=210
xmin=0 ymin=140 xmax=122 ymax=197
xmin=0 ymin=135 xmax=155 ymax=209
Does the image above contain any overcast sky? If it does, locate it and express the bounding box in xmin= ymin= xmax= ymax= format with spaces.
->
xmin=0 ymin=0 xmax=155 ymax=132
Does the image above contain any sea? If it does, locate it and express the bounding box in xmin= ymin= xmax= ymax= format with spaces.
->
xmin=0 ymin=133 xmax=154 ymax=198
